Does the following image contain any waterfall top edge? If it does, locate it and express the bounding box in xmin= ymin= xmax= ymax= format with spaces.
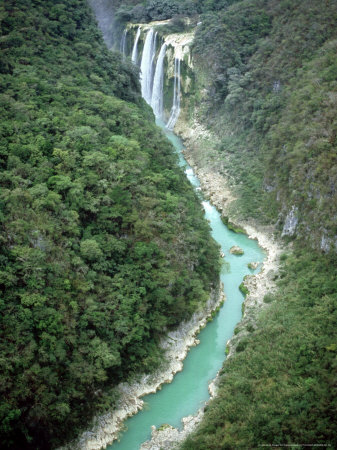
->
xmin=126 ymin=22 xmax=195 ymax=58
xmin=126 ymin=19 xmax=171 ymax=30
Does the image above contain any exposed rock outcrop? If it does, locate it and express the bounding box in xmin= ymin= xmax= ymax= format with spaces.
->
xmin=248 ymin=261 xmax=260 ymax=270
xmin=281 ymin=205 xmax=298 ymax=237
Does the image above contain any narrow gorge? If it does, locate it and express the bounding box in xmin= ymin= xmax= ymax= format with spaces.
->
xmin=1 ymin=1 xmax=336 ymax=449
xmin=66 ymin=13 xmax=280 ymax=450
xmin=81 ymin=3 xmax=337 ymax=448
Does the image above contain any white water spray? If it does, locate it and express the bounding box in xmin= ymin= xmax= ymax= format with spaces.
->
xmin=166 ymin=57 xmax=181 ymax=130
xmin=119 ymin=29 xmax=127 ymax=57
xmin=131 ymin=27 xmax=141 ymax=64
xmin=151 ymin=32 xmax=158 ymax=68
xmin=151 ymin=43 xmax=167 ymax=119
xmin=140 ymin=29 xmax=156 ymax=104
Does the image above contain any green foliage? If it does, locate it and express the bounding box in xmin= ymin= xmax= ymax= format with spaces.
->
xmin=114 ymin=0 xmax=242 ymax=26
xmin=116 ymin=0 xmax=198 ymax=24
xmin=246 ymin=323 xmax=254 ymax=333
xmin=262 ymin=39 xmax=337 ymax=244
xmin=80 ymin=239 xmax=103 ymax=261
xmin=188 ymin=0 xmax=337 ymax=244
xmin=0 ymin=1 xmax=220 ymax=448
xmin=235 ymin=338 xmax=248 ymax=353
xmin=221 ymin=216 xmax=246 ymax=234
xmin=263 ymin=293 xmax=274 ymax=304
xmin=239 ymin=282 xmax=249 ymax=296
xmin=181 ymin=246 xmax=337 ymax=448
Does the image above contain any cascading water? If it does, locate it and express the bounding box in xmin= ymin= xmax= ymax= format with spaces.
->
xmin=166 ymin=57 xmax=181 ymax=130
xmin=133 ymin=28 xmax=181 ymax=124
xmin=151 ymin=31 xmax=158 ymax=69
xmin=140 ymin=28 xmax=156 ymax=104
xmin=151 ymin=43 xmax=167 ymax=119
xmin=119 ymin=29 xmax=127 ymax=57
xmin=131 ymin=27 xmax=141 ymax=64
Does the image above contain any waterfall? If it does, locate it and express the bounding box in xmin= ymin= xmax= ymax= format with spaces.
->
xmin=151 ymin=32 xmax=158 ymax=68
xmin=151 ymin=43 xmax=167 ymax=119
xmin=166 ymin=58 xmax=181 ymax=130
xmin=131 ymin=27 xmax=141 ymax=64
xmin=119 ymin=29 xmax=127 ymax=57
xmin=140 ymin=28 xmax=156 ymax=104
xmin=138 ymin=29 xmax=182 ymax=125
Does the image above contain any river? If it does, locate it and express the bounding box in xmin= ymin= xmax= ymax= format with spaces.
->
xmin=107 ymin=120 xmax=265 ymax=449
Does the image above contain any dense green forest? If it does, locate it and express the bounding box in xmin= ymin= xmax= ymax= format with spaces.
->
xmin=0 ymin=1 xmax=220 ymax=448
xmin=182 ymin=246 xmax=337 ymax=449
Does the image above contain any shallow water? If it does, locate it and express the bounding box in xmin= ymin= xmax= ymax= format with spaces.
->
xmin=108 ymin=123 xmax=265 ymax=449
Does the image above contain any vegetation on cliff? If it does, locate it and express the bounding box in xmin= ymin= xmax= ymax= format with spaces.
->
xmin=0 ymin=1 xmax=220 ymax=448
xmin=191 ymin=0 xmax=337 ymax=250
xmin=115 ymin=0 xmax=239 ymax=25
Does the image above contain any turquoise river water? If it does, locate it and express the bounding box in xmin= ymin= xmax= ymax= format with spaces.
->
xmin=108 ymin=122 xmax=265 ymax=449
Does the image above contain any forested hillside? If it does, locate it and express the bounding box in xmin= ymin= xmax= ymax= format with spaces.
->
xmin=0 ymin=1 xmax=220 ymax=448
xmin=188 ymin=0 xmax=337 ymax=250
xmin=182 ymin=247 xmax=337 ymax=449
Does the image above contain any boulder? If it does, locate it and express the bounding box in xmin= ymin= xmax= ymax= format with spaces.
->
xmin=229 ymin=245 xmax=244 ymax=255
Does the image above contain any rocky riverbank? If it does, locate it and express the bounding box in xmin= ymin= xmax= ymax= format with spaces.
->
xmin=140 ymin=368 xmax=220 ymax=450
xmin=59 ymin=287 xmax=225 ymax=450
xmin=177 ymin=119 xmax=282 ymax=352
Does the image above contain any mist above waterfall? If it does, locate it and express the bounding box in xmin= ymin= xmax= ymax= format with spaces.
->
xmin=151 ymin=43 xmax=167 ymax=119
xmin=88 ymin=0 xmax=115 ymax=48
xmin=166 ymin=58 xmax=181 ymax=130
